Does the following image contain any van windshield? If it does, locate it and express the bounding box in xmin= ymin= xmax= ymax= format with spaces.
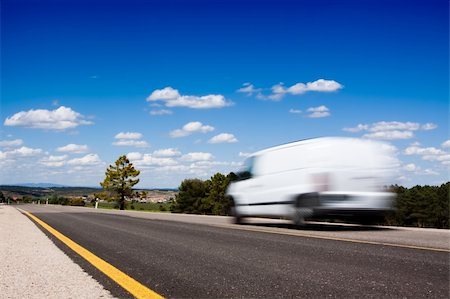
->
xmin=237 ymin=157 xmax=255 ymax=180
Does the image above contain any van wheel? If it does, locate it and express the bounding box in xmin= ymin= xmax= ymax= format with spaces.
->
xmin=293 ymin=193 xmax=317 ymax=226
xmin=293 ymin=209 xmax=305 ymax=227
xmin=234 ymin=213 xmax=243 ymax=225
xmin=228 ymin=197 xmax=243 ymax=225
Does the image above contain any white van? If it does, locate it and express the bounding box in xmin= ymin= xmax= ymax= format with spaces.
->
xmin=226 ymin=137 xmax=397 ymax=225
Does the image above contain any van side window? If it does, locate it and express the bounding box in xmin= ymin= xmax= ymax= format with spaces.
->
xmin=238 ymin=157 xmax=255 ymax=180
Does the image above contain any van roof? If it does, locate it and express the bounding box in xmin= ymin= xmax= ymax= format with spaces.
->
xmin=250 ymin=137 xmax=373 ymax=157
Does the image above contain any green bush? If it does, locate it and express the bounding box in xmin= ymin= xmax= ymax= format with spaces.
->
xmin=170 ymin=172 xmax=235 ymax=215
xmin=389 ymin=183 xmax=449 ymax=228
xmin=69 ymin=198 xmax=85 ymax=206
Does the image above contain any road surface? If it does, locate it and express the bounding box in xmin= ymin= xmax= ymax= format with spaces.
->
xmin=18 ymin=204 xmax=450 ymax=298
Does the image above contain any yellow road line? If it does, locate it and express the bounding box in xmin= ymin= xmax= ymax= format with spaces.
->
xmin=213 ymin=224 xmax=450 ymax=253
xmin=20 ymin=209 xmax=164 ymax=299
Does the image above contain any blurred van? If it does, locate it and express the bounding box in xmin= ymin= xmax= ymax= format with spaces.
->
xmin=226 ymin=137 xmax=397 ymax=225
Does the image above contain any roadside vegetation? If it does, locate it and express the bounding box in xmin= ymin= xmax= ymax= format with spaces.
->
xmin=85 ymin=201 xmax=171 ymax=212
xmin=386 ymin=183 xmax=449 ymax=229
xmin=170 ymin=172 xmax=237 ymax=215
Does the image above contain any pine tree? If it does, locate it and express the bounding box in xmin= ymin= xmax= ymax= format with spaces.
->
xmin=100 ymin=155 xmax=140 ymax=210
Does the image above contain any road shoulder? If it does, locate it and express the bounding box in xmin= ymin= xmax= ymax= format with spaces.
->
xmin=0 ymin=205 xmax=115 ymax=299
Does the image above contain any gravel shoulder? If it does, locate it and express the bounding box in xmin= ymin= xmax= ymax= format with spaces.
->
xmin=0 ymin=204 xmax=115 ymax=299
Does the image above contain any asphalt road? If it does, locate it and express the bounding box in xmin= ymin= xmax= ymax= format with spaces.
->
xmin=19 ymin=205 xmax=450 ymax=298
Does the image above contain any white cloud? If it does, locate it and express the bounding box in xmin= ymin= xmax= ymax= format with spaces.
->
xmin=135 ymin=154 xmax=178 ymax=167
xmin=257 ymin=79 xmax=343 ymax=100
xmin=169 ymin=95 xmax=230 ymax=109
xmin=423 ymin=169 xmax=439 ymax=176
xmin=208 ymin=133 xmax=238 ymax=144
xmin=47 ymin=155 xmax=68 ymax=162
xmin=67 ymin=154 xmax=102 ymax=166
xmin=17 ymin=147 xmax=42 ymax=157
xmin=304 ymin=79 xmax=343 ymax=92
xmin=40 ymin=155 xmax=68 ymax=168
xmin=41 ymin=161 xmax=66 ymax=168
xmin=0 ymin=151 xmax=7 ymax=160
xmin=170 ymin=121 xmax=214 ymax=138
xmin=115 ymin=132 xmax=143 ymax=140
xmin=148 ymin=86 xmax=180 ymax=101
xmin=155 ymin=165 xmax=190 ymax=173
xmin=421 ymin=123 xmax=438 ymax=131
xmin=181 ymin=152 xmax=214 ymax=162
xmin=404 ymin=145 xmax=445 ymax=156
xmin=4 ymin=106 xmax=93 ymax=130
xmin=423 ymin=154 xmax=450 ymax=162
xmin=403 ymin=163 xmax=419 ymax=172
xmin=147 ymin=87 xmax=232 ymax=109
xmin=126 ymin=152 xmax=143 ymax=161
xmin=112 ymin=140 xmax=150 ymax=148
xmin=289 ymin=109 xmax=302 ymax=114
xmin=363 ymin=131 xmax=413 ymax=140
xmin=113 ymin=132 xmax=149 ymax=148
xmin=239 ymin=152 xmax=252 ymax=158
xmin=0 ymin=139 xmax=23 ymax=147
xmin=343 ymin=124 xmax=369 ymax=133
xmin=2 ymin=146 xmax=43 ymax=158
xmin=401 ymin=163 xmax=439 ymax=176
xmin=380 ymin=143 xmax=399 ymax=154
xmin=344 ymin=121 xmax=438 ymax=140
xmin=152 ymin=148 xmax=181 ymax=157
xmin=306 ymin=105 xmax=330 ymax=118
xmin=370 ymin=121 xmax=420 ymax=132
xmin=237 ymin=83 xmax=262 ymax=95
xmin=150 ymin=109 xmax=173 ymax=116
xmin=256 ymin=91 xmax=283 ymax=101
xmin=56 ymin=144 xmax=89 ymax=154
xmin=397 ymin=176 xmax=409 ymax=181
xmin=404 ymin=144 xmax=450 ymax=165
xmin=191 ymin=161 xmax=230 ymax=167
xmin=344 ymin=122 xmax=436 ymax=132
xmin=441 ymin=140 xmax=450 ymax=148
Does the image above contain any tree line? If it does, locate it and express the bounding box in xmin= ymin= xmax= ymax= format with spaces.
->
xmin=386 ymin=183 xmax=449 ymax=229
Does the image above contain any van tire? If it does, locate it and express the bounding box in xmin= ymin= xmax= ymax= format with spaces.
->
xmin=228 ymin=197 xmax=243 ymax=224
xmin=293 ymin=193 xmax=318 ymax=227
xmin=234 ymin=214 xmax=243 ymax=225
xmin=293 ymin=209 xmax=305 ymax=227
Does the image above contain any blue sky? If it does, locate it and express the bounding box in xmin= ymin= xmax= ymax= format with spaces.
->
xmin=1 ymin=0 xmax=448 ymax=187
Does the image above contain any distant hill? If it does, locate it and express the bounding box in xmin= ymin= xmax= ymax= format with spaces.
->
xmin=0 ymin=185 xmax=177 ymax=199
xmin=140 ymin=188 xmax=179 ymax=192
xmin=0 ymin=185 xmax=101 ymax=198
xmin=16 ymin=183 xmax=68 ymax=188
xmin=4 ymin=183 xmax=177 ymax=191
